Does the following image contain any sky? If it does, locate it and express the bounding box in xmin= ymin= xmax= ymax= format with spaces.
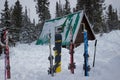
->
xmin=105 ymin=0 xmax=120 ymax=10
xmin=0 ymin=0 xmax=120 ymax=23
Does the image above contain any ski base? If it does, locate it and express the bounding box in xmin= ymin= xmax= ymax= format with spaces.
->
xmin=68 ymin=63 xmax=76 ymax=74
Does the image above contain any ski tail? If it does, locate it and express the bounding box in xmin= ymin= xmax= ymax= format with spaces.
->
xmin=68 ymin=41 xmax=76 ymax=74
xmin=54 ymin=50 xmax=61 ymax=73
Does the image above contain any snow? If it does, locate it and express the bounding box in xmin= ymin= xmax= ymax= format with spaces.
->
xmin=0 ymin=30 xmax=120 ymax=80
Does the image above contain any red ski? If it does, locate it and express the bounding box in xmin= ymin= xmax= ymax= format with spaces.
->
xmin=68 ymin=27 xmax=76 ymax=74
xmin=3 ymin=29 xmax=11 ymax=79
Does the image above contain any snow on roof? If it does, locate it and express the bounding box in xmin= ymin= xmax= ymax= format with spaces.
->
xmin=36 ymin=10 xmax=95 ymax=46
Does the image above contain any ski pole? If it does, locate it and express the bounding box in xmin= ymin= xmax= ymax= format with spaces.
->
xmin=93 ymin=39 xmax=97 ymax=67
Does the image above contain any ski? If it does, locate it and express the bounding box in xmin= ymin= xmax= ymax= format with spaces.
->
xmin=83 ymin=28 xmax=90 ymax=76
xmin=48 ymin=33 xmax=54 ymax=76
xmin=3 ymin=29 xmax=11 ymax=79
xmin=68 ymin=27 xmax=76 ymax=74
xmin=53 ymin=31 xmax=62 ymax=73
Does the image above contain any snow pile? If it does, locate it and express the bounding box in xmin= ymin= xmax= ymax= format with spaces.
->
xmin=0 ymin=30 xmax=120 ymax=80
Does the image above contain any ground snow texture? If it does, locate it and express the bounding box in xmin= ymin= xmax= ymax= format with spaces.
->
xmin=0 ymin=30 xmax=120 ymax=80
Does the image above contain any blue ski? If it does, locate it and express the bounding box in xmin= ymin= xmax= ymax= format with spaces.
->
xmin=83 ymin=29 xmax=90 ymax=76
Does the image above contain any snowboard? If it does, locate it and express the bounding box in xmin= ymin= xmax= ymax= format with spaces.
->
xmin=53 ymin=33 xmax=62 ymax=73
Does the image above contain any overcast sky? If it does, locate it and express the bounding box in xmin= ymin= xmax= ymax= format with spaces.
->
xmin=0 ymin=0 xmax=120 ymax=23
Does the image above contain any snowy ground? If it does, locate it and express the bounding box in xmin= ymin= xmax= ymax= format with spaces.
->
xmin=0 ymin=30 xmax=120 ymax=80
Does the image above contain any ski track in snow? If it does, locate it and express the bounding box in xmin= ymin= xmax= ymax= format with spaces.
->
xmin=0 ymin=30 xmax=120 ymax=80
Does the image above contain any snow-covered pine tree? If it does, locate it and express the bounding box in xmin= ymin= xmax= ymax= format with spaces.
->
xmin=106 ymin=5 xmax=119 ymax=31
xmin=75 ymin=0 xmax=105 ymax=33
xmin=12 ymin=0 xmax=22 ymax=41
xmin=35 ymin=0 xmax=51 ymax=22
xmin=0 ymin=0 xmax=11 ymax=29
xmin=63 ymin=0 xmax=71 ymax=15
xmin=0 ymin=0 xmax=16 ymax=46
xmin=75 ymin=0 xmax=85 ymax=12
xmin=20 ymin=7 xmax=37 ymax=43
xmin=35 ymin=0 xmax=51 ymax=38
xmin=55 ymin=0 xmax=64 ymax=18
xmin=92 ymin=0 xmax=105 ymax=34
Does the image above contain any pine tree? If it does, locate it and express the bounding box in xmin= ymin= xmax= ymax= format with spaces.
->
xmin=106 ymin=5 xmax=113 ymax=32
xmin=113 ymin=9 xmax=118 ymax=21
xmin=34 ymin=0 xmax=51 ymax=38
xmin=75 ymin=0 xmax=92 ymax=21
xmin=92 ymin=0 xmax=105 ymax=33
xmin=85 ymin=0 xmax=93 ymax=23
xmin=56 ymin=1 xmax=60 ymax=17
xmin=35 ymin=0 xmax=51 ymax=23
xmin=20 ymin=7 xmax=37 ymax=43
xmin=75 ymin=0 xmax=85 ymax=11
xmin=75 ymin=0 xmax=105 ymax=33
xmin=1 ymin=0 xmax=11 ymax=28
xmin=0 ymin=0 xmax=16 ymax=46
xmin=63 ymin=0 xmax=71 ymax=15
xmin=12 ymin=0 xmax=22 ymax=41
xmin=106 ymin=5 xmax=119 ymax=31
xmin=55 ymin=0 xmax=64 ymax=18
xmin=107 ymin=5 xmax=113 ymax=20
